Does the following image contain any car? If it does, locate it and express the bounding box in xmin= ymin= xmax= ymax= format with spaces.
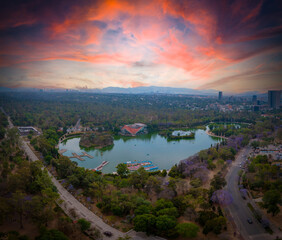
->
xmin=247 ymin=218 xmax=253 ymax=224
xmin=103 ymin=231 xmax=113 ymax=237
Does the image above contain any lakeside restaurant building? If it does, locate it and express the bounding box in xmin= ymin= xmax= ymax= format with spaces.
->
xmin=120 ymin=123 xmax=147 ymax=136
xmin=18 ymin=126 xmax=40 ymax=136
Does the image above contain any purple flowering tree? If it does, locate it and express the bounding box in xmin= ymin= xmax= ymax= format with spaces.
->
xmin=226 ymin=159 xmax=233 ymax=165
xmin=24 ymin=195 xmax=32 ymax=201
xmin=261 ymin=218 xmax=270 ymax=228
xmin=211 ymin=190 xmax=233 ymax=206
xmin=239 ymin=188 xmax=248 ymax=199
xmin=178 ymin=156 xmax=210 ymax=182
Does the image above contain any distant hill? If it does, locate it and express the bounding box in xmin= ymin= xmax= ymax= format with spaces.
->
xmin=99 ymin=86 xmax=217 ymax=95
xmin=0 ymin=86 xmax=268 ymax=96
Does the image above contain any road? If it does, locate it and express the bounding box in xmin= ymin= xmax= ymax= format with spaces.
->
xmin=225 ymin=147 xmax=281 ymax=240
xmin=20 ymin=140 xmax=125 ymax=239
xmin=1 ymin=106 xmax=124 ymax=239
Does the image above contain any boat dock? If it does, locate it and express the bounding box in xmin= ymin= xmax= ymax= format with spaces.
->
xmin=82 ymin=152 xmax=94 ymax=158
xmin=58 ymin=149 xmax=67 ymax=154
xmin=93 ymin=161 xmax=109 ymax=171
xmin=125 ymin=161 xmax=158 ymax=171
xmin=70 ymin=153 xmax=85 ymax=161
xmin=68 ymin=152 xmax=94 ymax=161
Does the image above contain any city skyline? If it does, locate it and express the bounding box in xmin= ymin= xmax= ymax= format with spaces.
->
xmin=0 ymin=0 xmax=282 ymax=93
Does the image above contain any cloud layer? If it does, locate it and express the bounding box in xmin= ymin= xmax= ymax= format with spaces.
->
xmin=0 ymin=0 xmax=281 ymax=92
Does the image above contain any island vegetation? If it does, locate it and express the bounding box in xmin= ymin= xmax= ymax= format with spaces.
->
xmin=159 ymin=129 xmax=195 ymax=140
xmin=79 ymin=133 xmax=113 ymax=149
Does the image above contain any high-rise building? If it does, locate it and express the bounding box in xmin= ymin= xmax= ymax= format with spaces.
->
xmin=268 ymin=90 xmax=281 ymax=109
xmin=252 ymin=95 xmax=257 ymax=105
xmin=253 ymin=105 xmax=260 ymax=112
xmin=218 ymin=91 xmax=223 ymax=101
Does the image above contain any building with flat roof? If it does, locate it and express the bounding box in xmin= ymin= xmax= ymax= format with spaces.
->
xmin=18 ymin=126 xmax=40 ymax=136
xmin=120 ymin=123 xmax=147 ymax=136
xmin=268 ymin=90 xmax=281 ymax=109
xmin=252 ymin=95 xmax=257 ymax=105
xmin=218 ymin=91 xmax=223 ymax=101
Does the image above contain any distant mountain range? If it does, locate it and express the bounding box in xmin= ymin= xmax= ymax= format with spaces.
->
xmin=0 ymin=86 xmax=267 ymax=96
xmin=94 ymin=86 xmax=218 ymax=95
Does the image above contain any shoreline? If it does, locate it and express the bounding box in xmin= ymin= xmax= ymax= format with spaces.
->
xmin=205 ymin=129 xmax=228 ymax=139
xmin=58 ymin=129 xmax=225 ymax=173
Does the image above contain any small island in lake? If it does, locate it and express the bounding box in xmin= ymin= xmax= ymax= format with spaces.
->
xmin=160 ymin=129 xmax=195 ymax=140
xmin=79 ymin=133 xmax=114 ymax=148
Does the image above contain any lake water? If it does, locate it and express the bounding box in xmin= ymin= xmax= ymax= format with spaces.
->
xmin=59 ymin=129 xmax=221 ymax=173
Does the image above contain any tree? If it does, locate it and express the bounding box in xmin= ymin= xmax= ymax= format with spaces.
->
xmin=172 ymin=196 xmax=190 ymax=215
xmin=203 ymin=216 xmax=226 ymax=235
xmin=116 ymin=163 xmax=129 ymax=177
xmin=135 ymin=204 xmax=152 ymax=215
xmin=211 ymin=190 xmax=233 ymax=206
xmin=11 ymin=191 xmax=26 ymax=229
xmin=129 ymin=167 xmax=149 ymax=189
xmin=30 ymin=188 xmax=59 ymax=227
xmin=0 ymin=126 xmax=5 ymax=139
xmin=197 ymin=211 xmax=218 ymax=226
xmin=161 ymin=169 xmax=167 ymax=177
xmin=77 ymin=218 xmax=91 ymax=232
xmin=262 ymin=190 xmax=281 ymax=216
xmin=156 ymin=215 xmax=177 ymax=231
xmin=6 ymin=128 xmax=20 ymax=147
xmin=154 ymin=199 xmax=174 ymax=212
xmin=35 ymin=229 xmax=69 ymax=240
xmin=145 ymin=176 xmax=162 ymax=194
xmin=168 ymin=165 xmax=182 ymax=178
xmin=30 ymin=169 xmax=54 ymax=193
xmin=156 ymin=207 xmax=179 ymax=218
xmin=190 ymin=178 xmax=202 ymax=188
xmin=0 ymin=198 xmax=11 ymax=225
xmin=251 ymin=141 xmax=260 ymax=149
xmin=210 ymin=174 xmax=226 ymax=190
xmin=176 ymin=222 xmax=199 ymax=238
xmin=133 ymin=214 xmax=156 ymax=235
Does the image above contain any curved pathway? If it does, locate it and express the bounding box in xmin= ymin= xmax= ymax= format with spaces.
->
xmin=205 ymin=129 xmax=228 ymax=139
xmin=1 ymin=107 xmax=124 ymax=240
xmin=21 ymin=140 xmax=124 ymax=240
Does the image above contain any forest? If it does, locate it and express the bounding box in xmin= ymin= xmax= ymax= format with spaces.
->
xmin=0 ymin=115 xmax=102 ymax=239
xmin=0 ymin=92 xmax=261 ymax=131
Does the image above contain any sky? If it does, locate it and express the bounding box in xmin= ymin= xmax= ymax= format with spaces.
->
xmin=0 ymin=0 xmax=281 ymax=93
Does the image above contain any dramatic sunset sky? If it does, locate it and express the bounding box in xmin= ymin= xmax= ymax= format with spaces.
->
xmin=0 ymin=0 xmax=281 ymax=93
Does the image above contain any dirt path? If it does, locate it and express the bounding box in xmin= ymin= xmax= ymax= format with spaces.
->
xmin=205 ymin=129 xmax=228 ymax=139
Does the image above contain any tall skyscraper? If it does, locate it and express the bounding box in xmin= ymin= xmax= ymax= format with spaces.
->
xmin=218 ymin=91 xmax=223 ymax=101
xmin=252 ymin=95 xmax=257 ymax=104
xmin=268 ymin=90 xmax=281 ymax=109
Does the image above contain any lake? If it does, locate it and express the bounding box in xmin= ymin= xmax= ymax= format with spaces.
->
xmin=59 ymin=129 xmax=222 ymax=173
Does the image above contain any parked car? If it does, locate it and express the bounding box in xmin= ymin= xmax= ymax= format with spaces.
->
xmin=247 ymin=218 xmax=253 ymax=224
xmin=103 ymin=231 xmax=113 ymax=237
